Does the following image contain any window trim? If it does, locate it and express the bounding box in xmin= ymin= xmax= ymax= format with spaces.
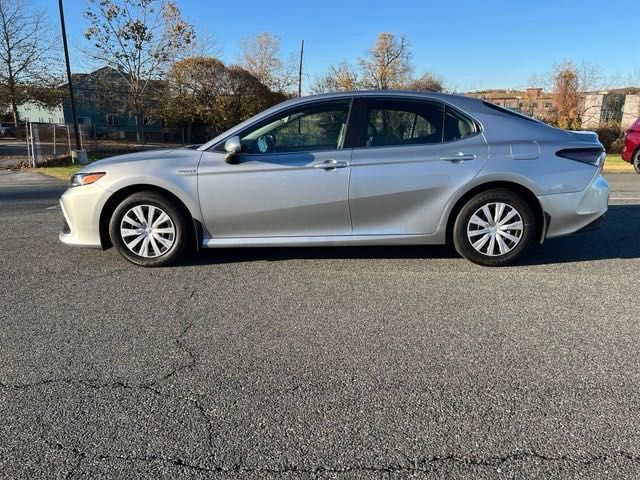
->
xmin=211 ymin=98 xmax=354 ymax=155
xmin=350 ymin=96 xmax=482 ymax=151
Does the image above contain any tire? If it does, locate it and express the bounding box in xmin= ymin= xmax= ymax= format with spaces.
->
xmin=109 ymin=191 xmax=193 ymax=267
xmin=453 ymin=188 xmax=536 ymax=267
xmin=633 ymin=150 xmax=640 ymax=175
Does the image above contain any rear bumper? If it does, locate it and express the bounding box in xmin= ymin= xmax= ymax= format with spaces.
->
xmin=538 ymin=171 xmax=609 ymax=239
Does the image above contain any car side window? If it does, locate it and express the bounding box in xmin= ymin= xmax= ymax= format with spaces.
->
xmin=443 ymin=106 xmax=477 ymax=142
xmin=240 ymin=101 xmax=350 ymax=154
xmin=365 ymin=99 xmax=444 ymax=147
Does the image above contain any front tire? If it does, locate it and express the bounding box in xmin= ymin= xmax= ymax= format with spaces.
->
xmin=633 ymin=150 xmax=640 ymax=174
xmin=109 ymin=191 xmax=192 ymax=267
xmin=453 ymin=189 xmax=536 ymax=267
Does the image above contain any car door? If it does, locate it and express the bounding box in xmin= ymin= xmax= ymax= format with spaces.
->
xmin=197 ymin=99 xmax=353 ymax=238
xmin=348 ymin=97 xmax=488 ymax=235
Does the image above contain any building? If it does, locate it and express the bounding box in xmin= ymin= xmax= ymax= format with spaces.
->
xmin=16 ymin=102 xmax=65 ymax=124
xmin=59 ymin=66 xmax=164 ymax=141
xmin=467 ymin=87 xmax=640 ymax=130
xmin=466 ymin=88 xmax=555 ymax=120
xmin=581 ymin=92 xmax=640 ymax=130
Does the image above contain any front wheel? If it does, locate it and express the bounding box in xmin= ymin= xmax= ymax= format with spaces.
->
xmin=109 ymin=192 xmax=192 ymax=267
xmin=633 ymin=150 xmax=640 ymax=174
xmin=453 ymin=189 xmax=536 ymax=267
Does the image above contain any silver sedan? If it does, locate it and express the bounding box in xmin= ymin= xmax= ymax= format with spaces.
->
xmin=59 ymin=91 xmax=609 ymax=267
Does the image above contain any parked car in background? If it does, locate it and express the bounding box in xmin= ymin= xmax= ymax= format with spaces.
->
xmin=0 ymin=123 xmax=17 ymax=138
xmin=58 ymin=91 xmax=609 ymax=267
xmin=622 ymin=117 xmax=640 ymax=174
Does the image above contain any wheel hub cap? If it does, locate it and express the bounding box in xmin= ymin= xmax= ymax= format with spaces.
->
xmin=467 ymin=202 xmax=524 ymax=257
xmin=120 ymin=205 xmax=176 ymax=258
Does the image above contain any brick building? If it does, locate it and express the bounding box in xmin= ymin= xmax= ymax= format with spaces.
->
xmin=465 ymin=88 xmax=555 ymax=121
xmin=466 ymin=88 xmax=640 ymax=129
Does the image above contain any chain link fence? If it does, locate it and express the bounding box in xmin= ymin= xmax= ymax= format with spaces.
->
xmin=0 ymin=122 xmax=189 ymax=168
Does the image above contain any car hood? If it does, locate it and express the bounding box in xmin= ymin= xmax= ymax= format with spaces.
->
xmin=86 ymin=148 xmax=201 ymax=170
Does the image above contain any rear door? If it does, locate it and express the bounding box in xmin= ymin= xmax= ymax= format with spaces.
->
xmin=348 ymin=97 xmax=488 ymax=235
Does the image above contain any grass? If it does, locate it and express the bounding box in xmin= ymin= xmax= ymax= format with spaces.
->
xmin=32 ymin=152 xmax=107 ymax=181
xmin=32 ymin=151 xmax=634 ymax=182
xmin=34 ymin=164 xmax=82 ymax=181
xmin=603 ymin=154 xmax=634 ymax=173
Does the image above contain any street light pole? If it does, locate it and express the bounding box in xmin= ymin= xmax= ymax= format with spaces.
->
xmin=57 ymin=0 xmax=87 ymax=164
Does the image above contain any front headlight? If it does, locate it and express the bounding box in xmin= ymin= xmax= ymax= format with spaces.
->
xmin=70 ymin=172 xmax=106 ymax=187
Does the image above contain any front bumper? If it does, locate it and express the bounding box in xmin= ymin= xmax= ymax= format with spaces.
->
xmin=537 ymin=170 xmax=609 ymax=239
xmin=59 ymin=183 xmax=111 ymax=248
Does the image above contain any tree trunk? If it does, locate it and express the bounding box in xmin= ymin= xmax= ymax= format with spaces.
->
xmin=186 ymin=120 xmax=192 ymax=144
xmin=11 ymin=99 xmax=19 ymax=129
xmin=134 ymin=113 xmax=145 ymax=144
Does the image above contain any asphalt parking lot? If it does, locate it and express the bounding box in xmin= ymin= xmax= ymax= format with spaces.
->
xmin=1 ymin=170 xmax=639 ymax=479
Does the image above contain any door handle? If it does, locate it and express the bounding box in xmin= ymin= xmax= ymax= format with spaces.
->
xmin=313 ymin=159 xmax=349 ymax=169
xmin=440 ymin=152 xmax=476 ymax=162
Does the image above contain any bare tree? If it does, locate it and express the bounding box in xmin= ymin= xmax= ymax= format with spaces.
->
xmin=0 ymin=0 xmax=59 ymax=127
xmin=181 ymin=31 xmax=221 ymax=59
xmin=84 ymin=0 xmax=194 ymax=143
xmin=358 ymin=33 xmax=412 ymax=89
xmin=532 ymin=61 xmax=609 ymax=128
xmin=239 ymin=32 xmax=294 ymax=94
xmin=310 ymin=61 xmax=360 ymax=93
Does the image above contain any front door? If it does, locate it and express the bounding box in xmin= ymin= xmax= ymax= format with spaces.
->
xmin=197 ymin=100 xmax=353 ymax=238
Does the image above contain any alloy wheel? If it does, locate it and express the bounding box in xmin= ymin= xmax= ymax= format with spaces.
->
xmin=466 ymin=202 xmax=524 ymax=257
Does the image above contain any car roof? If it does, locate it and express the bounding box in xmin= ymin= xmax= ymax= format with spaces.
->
xmin=276 ymin=90 xmax=485 ymax=111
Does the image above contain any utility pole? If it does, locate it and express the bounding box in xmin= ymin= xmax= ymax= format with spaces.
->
xmin=298 ymin=40 xmax=304 ymax=97
xmin=58 ymin=0 xmax=87 ymax=164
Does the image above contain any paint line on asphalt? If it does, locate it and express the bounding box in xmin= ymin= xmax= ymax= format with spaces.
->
xmin=610 ymin=197 xmax=640 ymax=200
xmin=45 ymin=205 xmax=59 ymax=210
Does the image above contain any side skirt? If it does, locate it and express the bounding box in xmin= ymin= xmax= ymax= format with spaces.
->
xmin=202 ymin=233 xmax=444 ymax=248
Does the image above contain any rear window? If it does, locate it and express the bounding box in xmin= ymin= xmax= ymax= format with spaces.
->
xmin=443 ymin=106 xmax=478 ymax=142
xmin=482 ymin=101 xmax=543 ymax=124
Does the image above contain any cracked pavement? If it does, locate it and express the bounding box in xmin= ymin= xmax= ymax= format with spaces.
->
xmin=1 ymin=171 xmax=640 ymax=479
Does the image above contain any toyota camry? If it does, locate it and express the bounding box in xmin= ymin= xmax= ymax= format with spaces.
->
xmin=59 ymin=91 xmax=609 ymax=267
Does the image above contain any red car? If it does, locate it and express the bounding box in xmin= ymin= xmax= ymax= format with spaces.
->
xmin=622 ymin=117 xmax=640 ymax=173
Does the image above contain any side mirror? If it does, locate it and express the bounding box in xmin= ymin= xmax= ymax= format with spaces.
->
xmin=224 ymin=136 xmax=241 ymax=164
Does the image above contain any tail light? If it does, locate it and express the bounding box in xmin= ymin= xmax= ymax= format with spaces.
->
xmin=556 ymin=148 xmax=606 ymax=167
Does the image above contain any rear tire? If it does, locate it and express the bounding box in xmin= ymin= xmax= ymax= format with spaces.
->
xmin=453 ymin=189 xmax=536 ymax=267
xmin=109 ymin=191 xmax=192 ymax=267
xmin=633 ymin=150 xmax=640 ymax=174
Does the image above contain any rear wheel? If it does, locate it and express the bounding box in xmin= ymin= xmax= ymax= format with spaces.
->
xmin=453 ymin=189 xmax=536 ymax=267
xmin=109 ymin=192 xmax=192 ymax=267
xmin=633 ymin=150 xmax=640 ymax=174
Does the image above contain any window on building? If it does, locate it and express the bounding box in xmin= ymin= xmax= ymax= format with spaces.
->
xmin=106 ymin=114 xmax=119 ymax=126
